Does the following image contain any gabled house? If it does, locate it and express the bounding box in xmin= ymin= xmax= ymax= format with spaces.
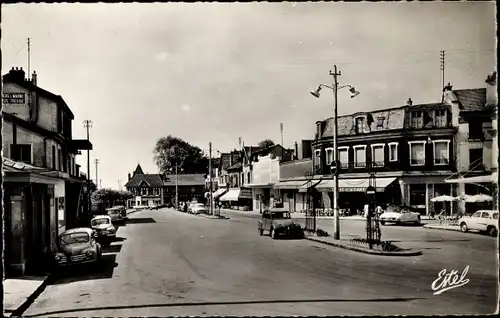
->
xmin=125 ymin=164 xmax=164 ymax=207
xmin=2 ymin=67 xmax=92 ymax=277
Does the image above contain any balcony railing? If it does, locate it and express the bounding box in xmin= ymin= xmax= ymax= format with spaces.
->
xmin=434 ymin=158 xmax=450 ymax=165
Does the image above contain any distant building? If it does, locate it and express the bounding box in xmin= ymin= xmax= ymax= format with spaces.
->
xmin=2 ymin=67 xmax=92 ymax=277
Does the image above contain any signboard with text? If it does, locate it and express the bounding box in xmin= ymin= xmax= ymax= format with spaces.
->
xmin=3 ymin=92 xmax=26 ymax=104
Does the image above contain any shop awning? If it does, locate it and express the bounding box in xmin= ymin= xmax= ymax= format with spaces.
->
xmin=298 ymin=180 xmax=322 ymax=193
xmin=273 ymin=180 xmax=307 ymax=190
xmin=246 ymin=183 xmax=274 ymax=188
xmin=219 ymin=188 xmax=252 ymax=201
xmin=316 ymin=177 xmax=397 ymax=193
xmin=212 ymin=188 xmax=227 ymax=198
xmin=445 ymin=172 xmax=497 ymax=184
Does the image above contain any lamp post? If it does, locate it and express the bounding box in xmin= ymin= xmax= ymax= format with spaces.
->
xmin=365 ymin=173 xmax=378 ymax=249
xmin=310 ymin=66 xmax=360 ymax=240
xmin=304 ymin=171 xmax=315 ymax=232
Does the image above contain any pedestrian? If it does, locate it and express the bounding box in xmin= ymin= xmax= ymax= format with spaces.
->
xmin=376 ymin=205 xmax=383 ymax=217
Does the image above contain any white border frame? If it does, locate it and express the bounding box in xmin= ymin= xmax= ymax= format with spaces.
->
xmin=431 ymin=139 xmax=451 ymax=166
xmin=388 ymin=142 xmax=399 ymax=162
xmin=370 ymin=143 xmax=385 ymax=167
xmin=338 ymin=146 xmax=349 ymax=167
xmin=353 ymin=145 xmax=367 ymax=168
xmin=408 ymin=140 xmax=426 ymax=166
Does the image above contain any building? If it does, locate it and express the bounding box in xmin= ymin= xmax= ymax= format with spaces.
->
xmin=2 ymin=67 xmax=92 ymax=276
xmin=125 ymin=164 xmax=164 ymax=207
xmin=309 ymin=96 xmax=458 ymax=216
xmin=163 ymin=173 xmax=206 ymax=204
xmin=443 ymin=71 xmax=498 ymax=212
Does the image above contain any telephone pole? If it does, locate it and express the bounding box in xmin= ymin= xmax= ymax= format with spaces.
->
xmin=280 ymin=122 xmax=284 ymax=158
xmin=94 ymin=158 xmax=100 ymax=189
xmin=329 ymin=65 xmax=341 ymax=240
xmin=209 ymin=142 xmax=214 ymax=215
xmin=83 ymin=120 xmax=93 ymax=215
xmin=440 ymin=50 xmax=445 ymax=101
xmin=27 ymin=38 xmax=31 ymax=80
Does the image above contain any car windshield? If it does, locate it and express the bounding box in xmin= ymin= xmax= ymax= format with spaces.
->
xmin=385 ymin=206 xmax=402 ymax=213
xmin=60 ymin=232 xmax=90 ymax=246
xmin=91 ymin=218 xmax=110 ymax=226
xmin=271 ymin=212 xmax=290 ymax=219
xmin=194 ymin=204 xmax=204 ymax=208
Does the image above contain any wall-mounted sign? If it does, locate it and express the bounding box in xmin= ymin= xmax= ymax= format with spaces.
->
xmin=3 ymin=92 xmax=26 ymax=104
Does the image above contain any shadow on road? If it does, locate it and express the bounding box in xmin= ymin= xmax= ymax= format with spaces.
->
xmin=125 ymin=217 xmax=157 ymax=224
xmin=51 ymin=253 xmax=118 ymax=284
xmin=23 ymin=296 xmax=425 ymax=317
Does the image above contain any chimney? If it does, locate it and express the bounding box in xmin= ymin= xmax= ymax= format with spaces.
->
xmin=6 ymin=67 xmax=26 ymax=82
xmin=32 ymin=70 xmax=37 ymax=86
xmin=485 ymin=71 xmax=497 ymax=107
xmin=294 ymin=142 xmax=298 ymax=160
xmin=443 ymin=82 xmax=453 ymax=92
xmin=128 ymin=173 xmax=131 ymax=181
xmin=407 ymin=98 xmax=413 ymax=106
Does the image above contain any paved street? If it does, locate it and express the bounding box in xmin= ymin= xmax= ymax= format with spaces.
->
xmin=23 ymin=208 xmax=497 ymax=316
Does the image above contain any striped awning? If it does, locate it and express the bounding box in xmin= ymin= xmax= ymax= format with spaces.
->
xmin=445 ymin=172 xmax=497 ymax=184
xmin=273 ymin=180 xmax=307 ymax=190
xmin=316 ymin=177 xmax=397 ymax=193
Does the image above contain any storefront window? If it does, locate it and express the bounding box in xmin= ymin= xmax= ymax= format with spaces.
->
xmin=409 ymin=184 xmax=426 ymax=209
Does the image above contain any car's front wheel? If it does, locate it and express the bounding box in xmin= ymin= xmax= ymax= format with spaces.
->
xmin=487 ymin=226 xmax=497 ymax=237
xmin=460 ymin=222 xmax=468 ymax=233
xmin=259 ymin=227 xmax=263 ymax=236
xmin=271 ymin=227 xmax=278 ymax=239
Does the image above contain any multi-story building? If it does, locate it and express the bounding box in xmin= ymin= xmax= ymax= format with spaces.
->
xmin=2 ymin=67 xmax=92 ymax=276
xmin=310 ymin=97 xmax=457 ymax=216
xmin=443 ymin=71 xmax=498 ymax=212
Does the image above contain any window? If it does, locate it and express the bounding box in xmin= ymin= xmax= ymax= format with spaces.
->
xmin=353 ymin=145 xmax=366 ymax=168
xmin=411 ymin=111 xmax=423 ymax=128
xmin=355 ymin=117 xmax=364 ymax=134
xmin=52 ymin=145 xmax=56 ymax=170
xmin=58 ymin=148 xmax=62 ymax=171
xmin=432 ymin=140 xmax=450 ymax=165
xmin=472 ymin=211 xmax=481 ymax=218
xmin=469 ymin=148 xmax=483 ymax=170
xmin=388 ymin=142 xmax=398 ymax=162
xmin=481 ymin=212 xmax=491 ymax=218
xmin=371 ymin=144 xmax=385 ymax=167
xmin=10 ymin=144 xmax=32 ymax=164
xmin=376 ymin=117 xmax=385 ymax=129
xmin=325 ymin=148 xmax=334 ymax=165
xmin=338 ymin=147 xmax=349 ymax=168
xmin=468 ymin=121 xmax=483 ymax=140
xmin=435 ymin=109 xmax=447 ymax=127
xmin=142 ymin=188 xmax=147 ymax=195
xmin=314 ymin=149 xmax=321 ymax=167
xmin=409 ymin=141 xmax=426 ymax=166
xmin=247 ymin=172 xmax=251 ymax=184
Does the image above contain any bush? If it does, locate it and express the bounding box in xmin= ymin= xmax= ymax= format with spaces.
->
xmin=316 ymin=228 xmax=330 ymax=237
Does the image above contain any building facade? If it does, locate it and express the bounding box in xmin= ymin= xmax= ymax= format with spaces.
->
xmin=125 ymin=164 xmax=164 ymax=207
xmin=2 ymin=67 xmax=91 ymax=276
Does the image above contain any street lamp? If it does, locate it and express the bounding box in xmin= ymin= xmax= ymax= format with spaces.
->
xmin=310 ymin=65 xmax=360 ymax=240
xmin=365 ymin=173 xmax=378 ymax=249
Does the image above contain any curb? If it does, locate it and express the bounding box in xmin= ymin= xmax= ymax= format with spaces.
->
xmin=9 ymin=274 xmax=52 ymax=318
xmin=306 ymin=237 xmax=423 ymax=257
xmin=423 ymin=225 xmax=461 ymax=232
xmin=197 ymin=214 xmax=230 ymax=220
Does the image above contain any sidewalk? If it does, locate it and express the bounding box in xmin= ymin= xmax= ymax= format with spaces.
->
xmin=423 ymin=224 xmax=461 ymax=232
xmin=3 ymin=276 xmax=50 ymax=317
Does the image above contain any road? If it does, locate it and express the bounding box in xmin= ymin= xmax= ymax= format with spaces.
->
xmin=23 ymin=208 xmax=497 ymax=316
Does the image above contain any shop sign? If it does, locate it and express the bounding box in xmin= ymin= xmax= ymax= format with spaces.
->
xmin=3 ymin=92 xmax=26 ymax=104
xmin=240 ymin=188 xmax=252 ymax=199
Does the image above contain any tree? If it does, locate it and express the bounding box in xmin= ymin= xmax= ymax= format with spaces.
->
xmin=258 ymin=139 xmax=275 ymax=149
xmin=91 ymin=188 xmax=133 ymax=206
xmin=153 ymin=135 xmax=209 ymax=174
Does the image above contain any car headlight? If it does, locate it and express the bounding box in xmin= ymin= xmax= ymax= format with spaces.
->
xmin=108 ymin=227 xmax=115 ymax=232
xmin=86 ymin=251 xmax=94 ymax=257
xmin=55 ymin=254 xmax=61 ymax=261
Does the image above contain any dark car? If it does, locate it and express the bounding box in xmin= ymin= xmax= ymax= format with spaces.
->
xmin=258 ymin=208 xmax=304 ymax=239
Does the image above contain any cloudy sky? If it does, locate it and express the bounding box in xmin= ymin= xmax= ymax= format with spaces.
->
xmin=2 ymin=2 xmax=496 ymax=189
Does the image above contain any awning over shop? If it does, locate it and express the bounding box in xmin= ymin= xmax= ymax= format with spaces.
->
xmin=212 ymin=188 xmax=227 ymax=198
xmin=219 ymin=188 xmax=252 ymax=201
xmin=445 ymin=172 xmax=498 ymax=184
xmin=315 ymin=177 xmax=397 ymax=193
xmin=273 ymin=180 xmax=307 ymax=190
xmin=246 ymin=183 xmax=274 ymax=188
xmin=298 ymin=180 xmax=321 ymax=193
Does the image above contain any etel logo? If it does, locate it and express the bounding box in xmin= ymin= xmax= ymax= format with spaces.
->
xmin=431 ymin=265 xmax=470 ymax=295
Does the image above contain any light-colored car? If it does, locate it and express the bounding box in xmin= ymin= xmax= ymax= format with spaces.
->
xmin=91 ymin=215 xmax=116 ymax=241
xmin=190 ymin=203 xmax=207 ymax=214
xmin=379 ymin=205 xmax=421 ymax=225
xmin=459 ymin=210 xmax=498 ymax=237
xmin=54 ymin=228 xmax=102 ymax=267
xmin=258 ymin=208 xmax=304 ymax=239
xmin=106 ymin=207 xmax=125 ymax=224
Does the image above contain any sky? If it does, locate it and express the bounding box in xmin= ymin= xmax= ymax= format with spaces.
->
xmin=2 ymin=2 xmax=497 ymax=190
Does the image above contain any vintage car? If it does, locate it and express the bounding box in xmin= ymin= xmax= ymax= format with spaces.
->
xmin=54 ymin=228 xmax=102 ymax=268
xmin=379 ymin=205 xmax=421 ymax=225
xmin=189 ymin=203 xmax=207 ymax=215
xmin=459 ymin=210 xmax=498 ymax=236
xmin=106 ymin=206 xmax=125 ymax=224
xmin=258 ymin=208 xmax=304 ymax=239
xmin=90 ymin=215 xmax=116 ymax=242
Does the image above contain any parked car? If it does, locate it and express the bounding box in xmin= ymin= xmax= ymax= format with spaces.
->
xmin=258 ymin=208 xmax=304 ymax=239
xmin=90 ymin=215 xmax=116 ymax=244
xmin=190 ymin=203 xmax=207 ymax=215
xmin=54 ymin=228 xmax=102 ymax=269
xmin=459 ymin=210 xmax=498 ymax=236
xmin=106 ymin=206 xmax=125 ymax=224
xmin=149 ymin=204 xmax=159 ymax=210
xmin=379 ymin=205 xmax=421 ymax=225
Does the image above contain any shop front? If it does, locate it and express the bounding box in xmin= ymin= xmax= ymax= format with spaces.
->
xmin=219 ymin=187 xmax=253 ymax=210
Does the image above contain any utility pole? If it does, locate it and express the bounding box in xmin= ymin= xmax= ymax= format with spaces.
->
xmin=27 ymin=38 xmax=31 ymax=80
xmin=83 ymin=120 xmax=93 ymax=216
xmin=175 ymin=163 xmax=179 ymax=211
xmin=329 ymin=65 xmax=341 ymax=240
xmin=280 ymin=122 xmax=284 ymax=159
xmin=440 ymin=50 xmax=445 ymax=101
xmin=94 ymin=158 xmax=100 ymax=189
xmin=209 ymin=142 xmax=213 ymax=215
